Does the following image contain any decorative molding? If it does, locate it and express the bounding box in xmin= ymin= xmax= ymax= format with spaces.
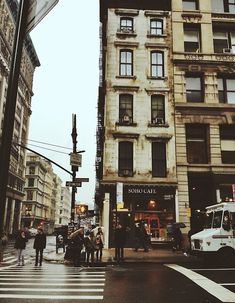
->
xmin=115 ymin=9 xmax=139 ymax=16
xmin=116 ymin=31 xmax=137 ymax=38
xmin=145 ymin=88 xmax=170 ymax=95
xmin=145 ymin=10 xmax=169 ymax=17
xmin=145 ymin=42 xmax=168 ymax=49
xmin=113 ymin=132 xmax=139 ymax=139
xmin=145 ymin=134 xmax=172 ymax=141
xmin=113 ymin=85 xmax=139 ymax=92
xmin=114 ymin=41 xmax=139 ymax=48
xmin=181 ymin=12 xmax=202 ymax=23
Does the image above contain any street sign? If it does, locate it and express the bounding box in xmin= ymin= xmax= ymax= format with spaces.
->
xmin=26 ymin=0 xmax=59 ymax=33
xmin=70 ymin=153 xmax=82 ymax=167
xmin=74 ymin=178 xmax=89 ymax=182
xmin=66 ymin=181 xmax=82 ymax=187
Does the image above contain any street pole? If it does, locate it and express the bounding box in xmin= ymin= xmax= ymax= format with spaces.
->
xmin=0 ymin=0 xmax=30 ymax=234
xmin=70 ymin=114 xmax=78 ymax=223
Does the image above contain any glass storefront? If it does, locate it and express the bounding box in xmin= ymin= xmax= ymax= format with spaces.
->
xmin=110 ymin=184 xmax=176 ymax=247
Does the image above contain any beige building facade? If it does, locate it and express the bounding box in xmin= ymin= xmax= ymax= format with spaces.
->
xmin=0 ymin=0 xmax=40 ymax=235
xmin=173 ymin=0 xmax=235 ymax=232
xmin=96 ymin=0 xmax=175 ymax=247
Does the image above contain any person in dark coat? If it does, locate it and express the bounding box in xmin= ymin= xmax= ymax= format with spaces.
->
xmin=14 ymin=230 xmax=28 ymax=266
xmin=33 ymin=227 xmax=46 ymax=266
xmin=172 ymin=226 xmax=182 ymax=252
xmin=84 ymin=231 xmax=96 ymax=266
xmin=114 ymin=224 xmax=126 ymax=262
xmin=70 ymin=228 xmax=84 ymax=267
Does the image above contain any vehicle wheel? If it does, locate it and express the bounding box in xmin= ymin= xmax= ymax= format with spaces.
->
xmin=218 ymin=247 xmax=235 ymax=267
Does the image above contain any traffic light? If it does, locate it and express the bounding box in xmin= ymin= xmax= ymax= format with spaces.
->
xmin=75 ymin=204 xmax=88 ymax=215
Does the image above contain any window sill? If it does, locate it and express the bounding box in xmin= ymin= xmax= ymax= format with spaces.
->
xmin=147 ymin=34 xmax=167 ymax=38
xmin=116 ymin=31 xmax=137 ymax=38
xmin=148 ymin=122 xmax=169 ymax=128
xmin=147 ymin=76 xmax=166 ymax=80
xmin=116 ymin=75 xmax=136 ymax=80
xmin=116 ymin=122 xmax=137 ymax=127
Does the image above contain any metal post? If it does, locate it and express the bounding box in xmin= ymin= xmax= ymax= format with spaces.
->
xmin=0 ymin=0 xmax=30 ymax=234
xmin=70 ymin=114 xmax=77 ymax=223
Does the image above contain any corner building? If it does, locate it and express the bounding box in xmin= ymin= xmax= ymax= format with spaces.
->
xmin=96 ymin=0 xmax=176 ymax=247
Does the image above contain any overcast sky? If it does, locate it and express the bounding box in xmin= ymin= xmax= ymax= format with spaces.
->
xmin=29 ymin=0 xmax=100 ymax=208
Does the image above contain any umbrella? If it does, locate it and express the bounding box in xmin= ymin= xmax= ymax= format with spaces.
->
xmin=173 ymin=222 xmax=186 ymax=228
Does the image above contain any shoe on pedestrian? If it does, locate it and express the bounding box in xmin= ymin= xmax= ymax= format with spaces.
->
xmin=17 ymin=263 xmax=20 ymax=266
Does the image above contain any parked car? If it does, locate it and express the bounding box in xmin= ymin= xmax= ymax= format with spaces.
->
xmin=28 ymin=228 xmax=38 ymax=237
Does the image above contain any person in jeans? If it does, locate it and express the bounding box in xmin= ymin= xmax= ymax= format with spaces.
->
xmin=33 ymin=227 xmax=46 ymax=266
xmin=14 ymin=230 xmax=28 ymax=266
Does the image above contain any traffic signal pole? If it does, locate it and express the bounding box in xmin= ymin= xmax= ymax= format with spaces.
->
xmin=0 ymin=0 xmax=30 ymax=234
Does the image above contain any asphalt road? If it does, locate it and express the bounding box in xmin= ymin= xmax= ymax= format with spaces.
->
xmin=2 ymin=261 xmax=235 ymax=303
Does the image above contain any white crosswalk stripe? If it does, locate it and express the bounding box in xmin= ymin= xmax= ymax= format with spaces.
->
xmin=0 ymin=265 xmax=105 ymax=300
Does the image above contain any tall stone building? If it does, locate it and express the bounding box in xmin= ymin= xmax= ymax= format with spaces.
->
xmin=96 ymin=0 xmax=175 ymax=247
xmin=172 ymin=0 xmax=235 ymax=232
xmin=21 ymin=153 xmax=63 ymax=234
xmin=0 ymin=0 xmax=40 ymax=235
xmin=96 ymin=0 xmax=235 ymax=247
xmin=55 ymin=186 xmax=71 ymax=227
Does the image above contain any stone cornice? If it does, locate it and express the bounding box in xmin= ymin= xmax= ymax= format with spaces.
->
xmin=145 ymin=134 xmax=172 ymax=141
xmin=114 ymin=41 xmax=139 ymax=48
xmin=113 ymin=132 xmax=139 ymax=139
xmin=115 ymin=9 xmax=139 ymax=16
xmin=145 ymin=42 xmax=169 ymax=49
xmin=113 ymin=85 xmax=139 ymax=92
xmin=145 ymin=10 xmax=170 ymax=17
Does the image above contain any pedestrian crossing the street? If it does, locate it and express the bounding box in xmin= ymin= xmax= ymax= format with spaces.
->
xmin=0 ymin=244 xmax=31 ymax=267
xmin=0 ymin=264 xmax=106 ymax=300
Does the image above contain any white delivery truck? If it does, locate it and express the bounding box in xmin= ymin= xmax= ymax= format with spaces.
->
xmin=191 ymin=202 xmax=235 ymax=264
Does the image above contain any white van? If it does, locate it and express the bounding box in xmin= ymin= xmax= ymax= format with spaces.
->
xmin=191 ymin=202 xmax=235 ymax=263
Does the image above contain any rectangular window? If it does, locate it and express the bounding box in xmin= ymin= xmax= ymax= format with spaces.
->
xmin=120 ymin=17 xmax=133 ymax=33
xmin=184 ymin=25 xmax=200 ymax=52
xmin=119 ymin=94 xmax=133 ymax=123
xmin=120 ymin=50 xmax=133 ymax=76
xmin=213 ymin=31 xmax=229 ymax=53
xmin=27 ymin=190 xmax=33 ymax=200
xmin=211 ymin=0 xmax=224 ymax=12
xmin=152 ymin=142 xmax=167 ymax=177
xmin=220 ymin=125 xmax=235 ymax=163
xmin=151 ymin=51 xmax=164 ymax=77
xmin=186 ymin=124 xmax=209 ymax=163
xmin=28 ymin=178 xmax=34 ymax=187
xmin=186 ymin=76 xmax=203 ymax=102
xmin=150 ymin=19 xmax=163 ymax=35
xmin=212 ymin=0 xmax=235 ymax=12
xmin=218 ymin=78 xmax=235 ymax=104
xmin=29 ymin=166 xmax=35 ymax=174
xmin=151 ymin=95 xmax=165 ymax=124
xmin=118 ymin=142 xmax=133 ymax=177
xmin=183 ymin=0 xmax=198 ymax=10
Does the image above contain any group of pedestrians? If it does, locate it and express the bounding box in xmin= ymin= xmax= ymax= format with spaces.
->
xmin=67 ymin=227 xmax=104 ymax=267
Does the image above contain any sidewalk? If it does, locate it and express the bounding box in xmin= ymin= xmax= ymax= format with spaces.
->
xmin=44 ymin=247 xmax=198 ymax=265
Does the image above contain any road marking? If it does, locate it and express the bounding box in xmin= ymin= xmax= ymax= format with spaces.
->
xmin=191 ymin=268 xmax=235 ymax=271
xmin=165 ymin=264 xmax=235 ymax=303
xmin=0 ymin=287 xmax=104 ymax=292
xmin=221 ymin=284 xmax=235 ymax=286
xmin=0 ymin=282 xmax=105 ymax=286
xmin=0 ymin=274 xmax=105 ymax=277
xmin=0 ymin=294 xmax=103 ymax=300
xmin=0 ymin=277 xmax=105 ymax=281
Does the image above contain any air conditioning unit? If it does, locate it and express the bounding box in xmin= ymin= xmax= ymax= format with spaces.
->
xmin=122 ymin=115 xmax=130 ymax=123
xmin=123 ymin=169 xmax=132 ymax=177
xmin=154 ymin=117 xmax=164 ymax=124
xmin=223 ymin=48 xmax=233 ymax=53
